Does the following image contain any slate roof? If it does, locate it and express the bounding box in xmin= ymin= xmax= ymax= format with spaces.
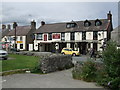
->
xmin=34 ymin=19 xmax=109 ymax=33
xmin=7 ymin=26 xmax=31 ymax=36
xmin=2 ymin=29 xmax=10 ymax=38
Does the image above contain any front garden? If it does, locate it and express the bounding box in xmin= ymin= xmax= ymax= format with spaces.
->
xmin=72 ymin=41 xmax=120 ymax=90
xmin=0 ymin=54 xmax=40 ymax=72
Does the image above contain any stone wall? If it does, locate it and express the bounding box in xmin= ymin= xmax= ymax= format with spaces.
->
xmin=73 ymin=61 xmax=104 ymax=73
xmin=40 ymin=54 xmax=73 ymax=73
xmin=9 ymin=51 xmax=51 ymax=57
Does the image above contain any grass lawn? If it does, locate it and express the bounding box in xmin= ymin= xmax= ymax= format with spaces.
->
xmin=0 ymin=54 xmax=40 ymax=72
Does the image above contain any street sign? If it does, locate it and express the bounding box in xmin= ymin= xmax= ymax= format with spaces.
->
xmin=17 ymin=41 xmax=23 ymax=43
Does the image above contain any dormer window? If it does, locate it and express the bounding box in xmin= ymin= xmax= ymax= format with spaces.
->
xmin=66 ymin=24 xmax=71 ymax=28
xmin=84 ymin=20 xmax=91 ymax=27
xmin=66 ymin=23 xmax=76 ymax=28
xmin=95 ymin=19 xmax=102 ymax=26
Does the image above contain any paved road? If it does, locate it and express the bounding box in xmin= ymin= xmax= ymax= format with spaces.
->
xmin=72 ymin=55 xmax=103 ymax=64
xmin=2 ymin=69 xmax=103 ymax=88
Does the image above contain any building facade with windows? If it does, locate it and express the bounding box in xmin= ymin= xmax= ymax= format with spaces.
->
xmin=1 ymin=25 xmax=11 ymax=50
xmin=2 ymin=21 xmax=36 ymax=51
xmin=33 ymin=12 xmax=113 ymax=54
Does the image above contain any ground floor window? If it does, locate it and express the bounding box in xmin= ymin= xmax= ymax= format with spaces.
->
xmin=88 ymin=43 xmax=91 ymax=48
xmin=20 ymin=44 xmax=23 ymax=49
xmin=93 ymin=43 xmax=97 ymax=51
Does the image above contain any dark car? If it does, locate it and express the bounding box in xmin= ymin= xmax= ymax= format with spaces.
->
xmin=10 ymin=48 xmax=20 ymax=52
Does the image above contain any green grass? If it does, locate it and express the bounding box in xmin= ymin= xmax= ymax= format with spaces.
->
xmin=0 ymin=54 xmax=40 ymax=72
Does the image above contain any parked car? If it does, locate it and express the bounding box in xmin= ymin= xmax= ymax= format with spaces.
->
xmin=61 ymin=48 xmax=80 ymax=56
xmin=10 ymin=48 xmax=20 ymax=52
xmin=0 ymin=49 xmax=8 ymax=60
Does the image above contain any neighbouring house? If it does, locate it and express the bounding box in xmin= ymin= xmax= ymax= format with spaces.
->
xmin=1 ymin=24 xmax=11 ymax=50
xmin=33 ymin=11 xmax=113 ymax=54
xmin=2 ymin=20 xmax=36 ymax=51
xmin=111 ymin=25 xmax=120 ymax=48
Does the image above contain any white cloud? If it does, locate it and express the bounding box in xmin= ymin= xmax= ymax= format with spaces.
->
xmin=2 ymin=2 xmax=118 ymax=28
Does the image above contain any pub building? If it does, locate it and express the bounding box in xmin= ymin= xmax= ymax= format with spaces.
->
xmin=33 ymin=11 xmax=113 ymax=54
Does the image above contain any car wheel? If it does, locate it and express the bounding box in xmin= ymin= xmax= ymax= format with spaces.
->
xmin=4 ymin=58 xmax=7 ymax=60
xmin=72 ymin=53 xmax=76 ymax=56
xmin=62 ymin=52 xmax=65 ymax=55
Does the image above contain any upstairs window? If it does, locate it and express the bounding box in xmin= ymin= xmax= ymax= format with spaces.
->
xmin=95 ymin=19 xmax=102 ymax=26
xmin=9 ymin=37 xmax=13 ymax=41
xmin=93 ymin=31 xmax=98 ymax=40
xmin=8 ymin=37 xmax=11 ymax=41
xmin=66 ymin=24 xmax=71 ymax=28
xmin=66 ymin=23 xmax=76 ymax=28
xmin=84 ymin=20 xmax=91 ymax=27
xmin=70 ymin=32 xmax=75 ymax=40
xmin=16 ymin=37 xmax=18 ymax=41
xmin=82 ymin=31 xmax=86 ymax=40
xmin=61 ymin=32 xmax=65 ymax=41
xmin=37 ymin=33 xmax=43 ymax=40
xmin=48 ymin=33 xmax=52 ymax=40
xmin=20 ymin=36 xmax=22 ymax=41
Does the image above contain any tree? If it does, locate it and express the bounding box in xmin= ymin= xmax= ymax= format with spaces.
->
xmin=102 ymin=40 xmax=120 ymax=89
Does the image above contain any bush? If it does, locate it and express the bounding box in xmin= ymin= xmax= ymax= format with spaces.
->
xmin=30 ymin=60 xmax=43 ymax=74
xmin=97 ymin=41 xmax=120 ymax=89
xmin=80 ymin=61 xmax=97 ymax=82
xmin=72 ymin=61 xmax=97 ymax=82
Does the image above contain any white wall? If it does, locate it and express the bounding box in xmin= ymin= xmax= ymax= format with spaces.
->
xmin=86 ymin=32 xmax=93 ymax=40
xmin=34 ymin=40 xmax=39 ymax=51
xmin=75 ymin=32 xmax=82 ymax=41
xmin=52 ymin=33 xmax=61 ymax=42
xmin=67 ymin=43 xmax=70 ymax=48
xmin=34 ymin=31 xmax=107 ymax=52
xmin=5 ymin=36 xmax=26 ymax=50
xmin=98 ymin=31 xmax=107 ymax=51
xmin=29 ymin=44 xmax=33 ymax=51
xmin=65 ymin=33 xmax=70 ymax=41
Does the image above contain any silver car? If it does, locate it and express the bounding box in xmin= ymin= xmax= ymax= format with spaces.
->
xmin=0 ymin=50 xmax=8 ymax=60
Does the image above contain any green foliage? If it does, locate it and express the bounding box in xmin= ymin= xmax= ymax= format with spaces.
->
xmin=30 ymin=60 xmax=43 ymax=74
xmin=30 ymin=65 xmax=43 ymax=74
xmin=2 ymin=54 xmax=40 ymax=71
xmin=72 ymin=61 xmax=97 ymax=82
xmin=97 ymin=41 xmax=120 ymax=89
xmin=72 ymin=70 xmax=81 ymax=80
xmin=80 ymin=61 xmax=97 ymax=82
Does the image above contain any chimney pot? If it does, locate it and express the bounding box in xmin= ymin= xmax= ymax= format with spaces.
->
xmin=2 ymin=24 xmax=6 ymax=30
xmin=31 ymin=20 xmax=36 ymax=29
xmin=41 ymin=21 xmax=45 ymax=26
xmin=7 ymin=24 xmax=11 ymax=30
xmin=13 ymin=22 xmax=18 ymax=29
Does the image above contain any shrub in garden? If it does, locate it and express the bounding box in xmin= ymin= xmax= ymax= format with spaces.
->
xmin=72 ymin=61 xmax=97 ymax=82
xmin=72 ymin=62 xmax=83 ymax=80
xmin=80 ymin=61 xmax=97 ymax=82
xmin=97 ymin=41 xmax=120 ymax=89
xmin=30 ymin=59 xmax=43 ymax=74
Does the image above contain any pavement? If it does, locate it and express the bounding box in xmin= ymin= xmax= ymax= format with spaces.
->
xmin=72 ymin=55 xmax=103 ymax=64
xmin=2 ymin=69 xmax=103 ymax=88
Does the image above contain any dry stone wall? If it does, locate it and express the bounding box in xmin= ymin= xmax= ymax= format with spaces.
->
xmin=40 ymin=54 xmax=73 ymax=73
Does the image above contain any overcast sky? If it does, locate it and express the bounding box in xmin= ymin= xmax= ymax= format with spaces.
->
xmin=2 ymin=2 xmax=119 ymax=28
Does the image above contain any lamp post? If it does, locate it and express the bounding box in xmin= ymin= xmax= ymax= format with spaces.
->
xmin=13 ymin=22 xmax=17 ymax=50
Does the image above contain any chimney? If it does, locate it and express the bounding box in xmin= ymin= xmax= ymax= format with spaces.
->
xmin=31 ymin=20 xmax=36 ymax=29
xmin=41 ymin=21 xmax=45 ymax=26
xmin=2 ymin=24 xmax=6 ymax=29
xmin=13 ymin=22 xmax=18 ymax=29
xmin=7 ymin=24 xmax=11 ymax=30
xmin=107 ymin=11 xmax=112 ymax=21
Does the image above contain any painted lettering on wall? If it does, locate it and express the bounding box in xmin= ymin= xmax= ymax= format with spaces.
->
xmin=53 ymin=34 xmax=60 ymax=39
